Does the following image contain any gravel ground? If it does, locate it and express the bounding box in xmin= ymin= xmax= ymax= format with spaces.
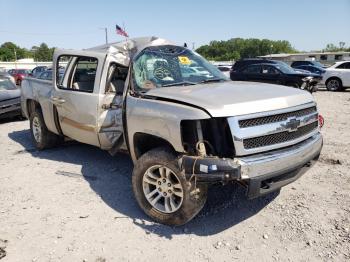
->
xmin=0 ymin=90 xmax=349 ymax=262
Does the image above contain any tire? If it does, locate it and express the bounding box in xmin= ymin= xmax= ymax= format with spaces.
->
xmin=326 ymin=78 xmax=342 ymax=91
xmin=29 ymin=109 xmax=62 ymax=150
xmin=132 ymin=148 xmax=207 ymax=226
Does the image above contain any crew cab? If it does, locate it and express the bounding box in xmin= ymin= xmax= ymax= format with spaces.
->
xmin=21 ymin=37 xmax=323 ymax=225
xmin=321 ymin=61 xmax=350 ymax=91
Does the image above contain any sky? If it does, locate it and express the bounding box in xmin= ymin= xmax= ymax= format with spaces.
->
xmin=1 ymin=0 xmax=350 ymax=52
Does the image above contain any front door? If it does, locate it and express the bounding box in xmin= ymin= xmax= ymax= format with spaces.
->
xmin=260 ymin=65 xmax=281 ymax=85
xmin=51 ymin=49 xmax=106 ymax=147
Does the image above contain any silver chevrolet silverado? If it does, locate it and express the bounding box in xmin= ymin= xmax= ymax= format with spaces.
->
xmin=21 ymin=37 xmax=323 ymax=225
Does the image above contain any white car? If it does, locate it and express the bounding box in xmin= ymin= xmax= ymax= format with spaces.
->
xmin=217 ymin=65 xmax=231 ymax=78
xmin=322 ymin=61 xmax=350 ymax=91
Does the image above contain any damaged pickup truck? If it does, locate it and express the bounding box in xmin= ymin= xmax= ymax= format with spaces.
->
xmin=21 ymin=37 xmax=323 ymax=225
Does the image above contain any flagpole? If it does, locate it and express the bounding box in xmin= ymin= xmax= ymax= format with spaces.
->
xmin=123 ymin=22 xmax=129 ymax=42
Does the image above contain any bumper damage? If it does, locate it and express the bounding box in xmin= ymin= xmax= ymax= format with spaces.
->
xmin=180 ymin=133 xmax=323 ymax=199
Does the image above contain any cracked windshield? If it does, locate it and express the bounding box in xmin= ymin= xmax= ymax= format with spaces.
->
xmin=133 ymin=45 xmax=227 ymax=91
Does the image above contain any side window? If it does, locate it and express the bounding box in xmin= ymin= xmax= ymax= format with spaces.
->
xmin=105 ymin=63 xmax=128 ymax=94
xmin=243 ymin=65 xmax=261 ymax=74
xmin=57 ymin=55 xmax=98 ymax=93
xmin=262 ymin=65 xmax=278 ymax=74
xmin=42 ymin=72 xmax=48 ymax=79
xmin=336 ymin=63 xmax=349 ymax=69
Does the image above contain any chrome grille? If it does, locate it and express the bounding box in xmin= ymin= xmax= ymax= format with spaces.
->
xmin=243 ymin=121 xmax=318 ymax=149
xmin=239 ymin=106 xmax=317 ymax=128
xmin=227 ymin=103 xmax=320 ymax=156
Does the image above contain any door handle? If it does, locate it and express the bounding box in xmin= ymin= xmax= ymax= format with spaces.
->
xmin=50 ymin=96 xmax=66 ymax=104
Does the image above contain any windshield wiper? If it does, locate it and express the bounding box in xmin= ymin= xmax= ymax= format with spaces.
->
xmin=199 ymin=78 xmax=226 ymax=84
xmin=162 ymin=81 xmax=197 ymax=87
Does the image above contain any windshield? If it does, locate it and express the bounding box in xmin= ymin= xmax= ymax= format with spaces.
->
xmin=133 ymin=45 xmax=227 ymax=91
xmin=17 ymin=69 xmax=30 ymax=74
xmin=312 ymin=61 xmax=324 ymax=68
xmin=275 ymin=64 xmax=298 ymax=74
xmin=0 ymin=78 xmax=17 ymax=90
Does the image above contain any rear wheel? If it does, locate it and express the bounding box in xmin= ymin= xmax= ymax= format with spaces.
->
xmin=326 ymin=78 xmax=342 ymax=91
xmin=30 ymin=109 xmax=62 ymax=150
xmin=132 ymin=148 xmax=207 ymax=225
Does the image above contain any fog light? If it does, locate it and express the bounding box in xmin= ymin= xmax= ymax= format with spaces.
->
xmin=318 ymin=114 xmax=324 ymax=128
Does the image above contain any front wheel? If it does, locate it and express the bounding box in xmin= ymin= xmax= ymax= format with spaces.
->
xmin=326 ymin=78 xmax=342 ymax=91
xmin=132 ymin=148 xmax=207 ymax=226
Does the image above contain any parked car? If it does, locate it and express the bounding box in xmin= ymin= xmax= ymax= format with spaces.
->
xmin=11 ymin=69 xmax=31 ymax=86
xmin=0 ymin=76 xmax=21 ymax=119
xmin=37 ymin=70 xmax=53 ymax=81
xmin=37 ymin=69 xmax=65 ymax=81
xmin=217 ymin=65 xmax=231 ymax=78
xmin=0 ymin=71 xmax=16 ymax=85
xmin=291 ymin=61 xmax=325 ymax=68
xmin=231 ymin=58 xmax=280 ymax=73
xmin=7 ymin=69 xmax=15 ymax=75
xmin=321 ymin=61 xmax=350 ymax=91
xmin=30 ymin=66 xmax=48 ymax=78
xmin=293 ymin=65 xmax=326 ymax=75
xmin=21 ymin=37 xmax=323 ymax=225
xmin=231 ymin=63 xmax=321 ymax=92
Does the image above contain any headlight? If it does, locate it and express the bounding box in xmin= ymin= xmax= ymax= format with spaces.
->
xmin=302 ymin=76 xmax=312 ymax=81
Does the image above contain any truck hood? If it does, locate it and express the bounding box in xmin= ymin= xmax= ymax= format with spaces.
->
xmin=146 ymin=81 xmax=315 ymax=117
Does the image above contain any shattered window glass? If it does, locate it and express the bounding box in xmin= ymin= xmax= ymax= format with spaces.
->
xmin=133 ymin=45 xmax=227 ymax=91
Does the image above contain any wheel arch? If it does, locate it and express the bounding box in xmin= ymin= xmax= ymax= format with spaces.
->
xmin=133 ymin=132 xmax=177 ymax=160
xmin=26 ymin=99 xmax=42 ymax=117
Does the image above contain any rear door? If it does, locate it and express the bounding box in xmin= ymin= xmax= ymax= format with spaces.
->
xmin=241 ymin=65 xmax=262 ymax=82
xmin=337 ymin=62 xmax=350 ymax=86
xmin=52 ymin=49 xmax=106 ymax=147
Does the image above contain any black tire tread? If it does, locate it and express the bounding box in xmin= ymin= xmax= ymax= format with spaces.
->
xmin=29 ymin=108 xmax=62 ymax=150
xmin=132 ymin=148 xmax=207 ymax=226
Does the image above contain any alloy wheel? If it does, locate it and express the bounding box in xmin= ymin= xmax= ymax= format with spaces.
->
xmin=32 ymin=116 xmax=42 ymax=143
xmin=142 ymin=165 xmax=184 ymax=213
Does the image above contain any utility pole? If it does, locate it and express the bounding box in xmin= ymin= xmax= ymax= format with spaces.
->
xmin=104 ymin=27 xmax=108 ymax=44
xmin=99 ymin=27 xmax=108 ymax=44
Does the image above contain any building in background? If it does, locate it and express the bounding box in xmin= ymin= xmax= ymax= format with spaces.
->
xmin=259 ymin=51 xmax=350 ymax=65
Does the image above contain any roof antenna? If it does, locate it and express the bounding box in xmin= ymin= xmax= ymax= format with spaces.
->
xmin=184 ymin=43 xmax=188 ymax=48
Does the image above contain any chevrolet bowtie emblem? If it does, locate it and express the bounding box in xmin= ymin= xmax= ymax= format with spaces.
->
xmin=285 ymin=118 xmax=300 ymax=132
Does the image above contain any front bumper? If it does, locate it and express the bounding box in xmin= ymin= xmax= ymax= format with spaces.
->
xmin=181 ymin=132 xmax=323 ymax=198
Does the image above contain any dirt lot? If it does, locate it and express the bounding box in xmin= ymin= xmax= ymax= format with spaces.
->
xmin=0 ymin=90 xmax=349 ymax=262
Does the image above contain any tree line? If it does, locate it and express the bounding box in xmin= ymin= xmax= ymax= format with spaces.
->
xmin=0 ymin=42 xmax=55 ymax=61
xmin=196 ymin=38 xmax=350 ymax=61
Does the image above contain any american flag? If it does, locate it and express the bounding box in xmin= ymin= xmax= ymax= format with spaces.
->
xmin=116 ymin=25 xmax=129 ymax=37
